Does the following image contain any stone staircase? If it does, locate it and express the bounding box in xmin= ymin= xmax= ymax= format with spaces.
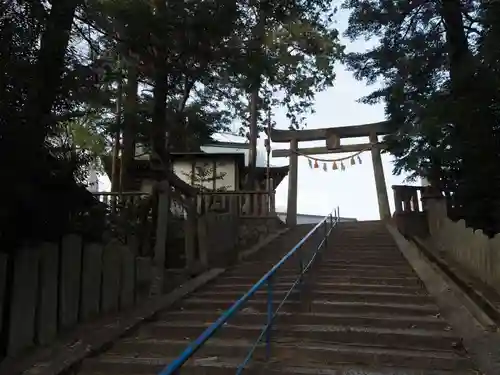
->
xmin=76 ymin=221 xmax=479 ymax=375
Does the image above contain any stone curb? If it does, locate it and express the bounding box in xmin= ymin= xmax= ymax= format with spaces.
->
xmin=387 ymin=224 xmax=500 ymax=375
xmin=0 ymin=228 xmax=289 ymax=375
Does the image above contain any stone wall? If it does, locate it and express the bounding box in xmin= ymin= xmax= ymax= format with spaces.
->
xmin=393 ymin=212 xmax=429 ymax=238
xmin=197 ymin=212 xmax=240 ymax=268
xmin=197 ymin=214 xmax=285 ymax=268
xmin=237 ymin=216 xmax=286 ymax=249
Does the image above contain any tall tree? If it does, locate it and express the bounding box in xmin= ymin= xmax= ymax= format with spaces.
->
xmin=1 ymin=0 xmax=102 ymax=249
xmin=342 ymin=0 xmax=500 ymax=234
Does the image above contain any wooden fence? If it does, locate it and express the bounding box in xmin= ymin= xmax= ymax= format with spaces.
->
xmin=432 ymin=216 xmax=500 ymax=293
xmin=0 ymin=235 xmax=143 ymax=358
xmin=396 ymin=192 xmax=500 ymax=294
xmin=0 ymin=188 xmax=279 ymax=360
xmin=197 ymin=190 xmax=275 ymax=217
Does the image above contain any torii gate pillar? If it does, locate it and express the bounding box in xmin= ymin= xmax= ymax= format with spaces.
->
xmin=369 ymin=130 xmax=391 ymax=220
xmin=286 ymin=138 xmax=299 ymax=226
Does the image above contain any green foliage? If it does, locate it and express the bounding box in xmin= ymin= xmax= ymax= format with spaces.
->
xmin=1 ymin=0 xmax=343 ymax=249
xmin=342 ymin=0 xmax=500 ymax=234
xmin=205 ymin=1 xmax=344 ymax=131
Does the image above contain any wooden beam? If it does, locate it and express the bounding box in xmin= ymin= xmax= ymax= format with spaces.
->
xmin=270 ymin=121 xmax=391 ymax=143
xmin=272 ymin=143 xmax=387 ymax=158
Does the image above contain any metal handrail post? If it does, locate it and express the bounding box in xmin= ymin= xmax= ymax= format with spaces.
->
xmin=323 ymin=219 xmax=328 ymax=250
xmin=266 ymin=275 xmax=273 ymax=360
xmin=298 ymin=253 xmax=304 ymax=289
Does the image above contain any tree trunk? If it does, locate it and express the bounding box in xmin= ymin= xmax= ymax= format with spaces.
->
xmin=150 ymin=60 xmax=194 ymax=194
xmin=244 ymin=3 xmax=266 ymax=190
xmin=149 ymin=0 xmax=194 ymax=193
xmin=25 ymin=0 xmax=81 ymax=145
xmin=111 ymin=77 xmax=123 ymax=193
xmin=120 ymin=65 xmax=139 ymax=192
xmin=246 ymin=88 xmax=259 ymax=190
xmin=440 ymin=0 xmax=474 ymax=87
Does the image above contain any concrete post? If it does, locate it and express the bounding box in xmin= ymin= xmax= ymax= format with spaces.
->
xmin=392 ymin=186 xmax=403 ymax=214
xmin=422 ymin=193 xmax=448 ymax=237
xmin=369 ymin=131 xmax=391 ymax=220
xmin=150 ymin=181 xmax=170 ymax=296
xmin=286 ymin=138 xmax=298 ymax=226
xmin=184 ymin=202 xmax=197 ymax=272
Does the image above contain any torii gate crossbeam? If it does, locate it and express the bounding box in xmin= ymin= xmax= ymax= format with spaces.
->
xmin=271 ymin=121 xmax=391 ymax=225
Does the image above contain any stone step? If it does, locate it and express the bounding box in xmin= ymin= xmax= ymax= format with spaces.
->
xmin=326 ymin=251 xmax=399 ymax=256
xmin=316 ymin=258 xmax=410 ymax=265
xmin=328 ymin=238 xmax=396 ymax=242
xmin=214 ymin=275 xmax=423 ymax=287
xmin=226 ymin=267 xmax=417 ymax=277
xmin=135 ymin=322 xmax=459 ymax=352
xmin=232 ymin=262 xmax=413 ymax=272
xmin=208 ymin=282 xmax=423 ymax=294
xmin=178 ymin=299 xmax=440 ymax=316
xmin=159 ymin=310 xmax=450 ymax=331
xmin=79 ymin=355 xmax=476 ymax=375
xmin=192 ymin=290 xmax=433 ymax=305
xmin=316 ymin=260 xmax=410 ymax=267
xmin=322 ymin=255 xmax=408 ymax=262
xmin=74 ymin=223 xmax=476 ymax=375
xmin=102 ymin=338 xmax=472 ymax=371
xmin=327 ymin=244 xmax=398 ymax=249
xmin=237 ymin=258 xmax=410 ymax=267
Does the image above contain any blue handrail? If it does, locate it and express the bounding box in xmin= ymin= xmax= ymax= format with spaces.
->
xmin=158 ymin=208 xmax=340 ymax=375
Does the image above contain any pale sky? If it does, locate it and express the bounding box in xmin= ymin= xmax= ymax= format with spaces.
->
xmin=97 ymin=9 xmax=413 ymax=221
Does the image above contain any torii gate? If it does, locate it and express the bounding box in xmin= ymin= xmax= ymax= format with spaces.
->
xmin=271 ymin=121 xmax=391 ymax=225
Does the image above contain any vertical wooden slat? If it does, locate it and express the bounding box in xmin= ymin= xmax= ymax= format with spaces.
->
xmin=261 ymin=193 xmax=266 ymax=216
xmin=80 ymin=243 xmax=103 ymax=321
xmin=222 ymin=194 xmax=228 ymax=212
xmin=242 ymin=193 xmax=248 ymax=216
xmin=101 ymin=241 xmax=121 ymax=313
xmin=37 ymin=243 xmax=59 ymax=345
xmin=212 ymin=160 xmax=217 ymax=191
xmin=8 ymin=247 xmax=39 ymax=355
xmin=59 ymin=234 xmax=82 ymax=330
xmin=184 ymin=204 xmax=197 ymax=271
xmin=120 ymin=246 xmax=135 ymax=310
xmin=197 ymin=216 xmax=209 ymax=268
xmin=255 ymin=193 xmax=259 ymax=216
xmin=0 ymin=253 xmax=6 ymax=347
xmin=227 ymin=194 xmax=234 ymax=215
xmin=206 ymin=194 xmax=210 ymax=213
